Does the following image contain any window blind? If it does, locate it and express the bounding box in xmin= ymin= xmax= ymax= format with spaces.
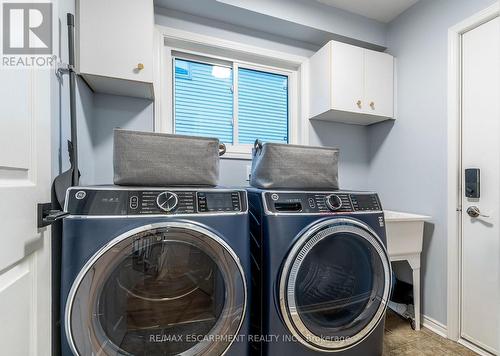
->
xmin=173 ymin=58 xmax=289 ymax=146
xmin=238 ymin=68 xmax=288 ymax=144
xmin=174 ymin=59 xmax=234 ymax=144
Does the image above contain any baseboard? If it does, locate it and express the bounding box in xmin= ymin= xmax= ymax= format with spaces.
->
xmin=421 ymin=316 xmax=496 ymax=356
xmin=421 ymin=314 xmax=447 ymax=338
xmin=420 ymin=314 xmax=498 ymax=356
xmin=458 ymin=338 xmax=496 ymax=356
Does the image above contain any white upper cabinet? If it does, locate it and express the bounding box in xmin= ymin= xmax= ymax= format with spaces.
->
xmin=330 ymin=42 xmax=365 ymax=115
xmin=364 ymin=49 xmax=394 ymax=118
xmin=309 ymin=40 xmax=394 ymax=125
xmin=76 ymin=0 xmax=154 ymax=99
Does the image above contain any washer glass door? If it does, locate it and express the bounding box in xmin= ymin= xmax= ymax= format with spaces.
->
xmin=66 ymin=223 xmax=246 ymax=356
xmin=280 ymin=218 xmax=391 ymax=352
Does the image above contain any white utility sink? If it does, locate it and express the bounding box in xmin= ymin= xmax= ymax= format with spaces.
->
xmin=384 ymin=210 xmax=431 ymax=257
xmin=384 ymin=210 xmax=431 ymax=331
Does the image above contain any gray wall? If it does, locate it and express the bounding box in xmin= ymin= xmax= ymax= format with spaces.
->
xmin=154 ymin=6 xmax=316 ymax=58
xmin=75 ymin=6 xmax=386 ymax=188
xmin=54 ymin=0 xmax=498 ymax=328
xmin=52 ymin=0 xmax=74 ymax=180
xmin=53 ymin=0 xmax=97 ymax=186
xmin=75 ymin=79 xmax=95 ymax=185
xmin=154 ymin=0 xmax=387 ymax=50
xmin=310 ymin=121 xmax=370 ymax=190
xmin=368 ymin=0 xmax=497 ymax=325
xmin=91 ymin=95 xmax=154 ymax=184
xmin=214 ymin=0 xmax=387 ymax=46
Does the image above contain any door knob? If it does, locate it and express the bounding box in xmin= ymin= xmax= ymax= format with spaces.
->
xmin=356 ymin=100 xmax=362 ymax=108
xmin=370 ymin=101 xmax=375 ymax=109
xmin=466 ymin=206 xmax=489 ymax=218
xmin=136 ymin=63 xmax=144 ymax=70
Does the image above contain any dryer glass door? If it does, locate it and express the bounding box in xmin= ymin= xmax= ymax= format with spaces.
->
xmin=280 ymin=218 xmax=391 ymax=352
xmin=65 ymin=223 xmax=246 ymax=356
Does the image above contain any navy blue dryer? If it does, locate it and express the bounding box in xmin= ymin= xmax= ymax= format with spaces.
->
xmin=247 ymin=189 xmax=391 ymax=356
xmin=61 ymin=186 xmax=250 ymax=356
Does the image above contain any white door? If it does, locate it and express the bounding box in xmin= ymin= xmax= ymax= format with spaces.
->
xmin=363 ymin=50 xmax=394 ymax=118
xmin=0 ymin=27 xmax=53 ymax=356
xmin=331 ymin=41 xmax=364 ymax=113
xmin=461 ymin=16 xmax=499 ymax=355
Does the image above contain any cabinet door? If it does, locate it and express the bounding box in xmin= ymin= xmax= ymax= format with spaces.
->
xmin=331 ymin=42 xmax=364 ymax=113
xmin=77 ymin=0 xmax=153 ymax=83
xmin=364 ymin=50 xmax=394 ymax=118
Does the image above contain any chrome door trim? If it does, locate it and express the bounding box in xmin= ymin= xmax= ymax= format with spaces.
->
xmin=278 ymin=218 xmax=391 ymax=352
xmin=65 ymin=222 xmax=247 ymax=356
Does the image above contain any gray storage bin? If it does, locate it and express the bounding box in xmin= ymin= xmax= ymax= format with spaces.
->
xmin=113 ymin=129 xmax=225 ymax=186
xmin=250 ymin=140 xmax=339 ymax=189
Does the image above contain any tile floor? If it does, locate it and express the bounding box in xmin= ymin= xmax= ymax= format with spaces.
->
xmin=383 ymin=310 xmax=477 ymax=355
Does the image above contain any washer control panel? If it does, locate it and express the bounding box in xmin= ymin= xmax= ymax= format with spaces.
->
xmin=197 ymin=191 xmax=242 ymax=213
xmin=263 ymin=191 xmax=381 ymax=214
xmin=65 ymin=188 xmax=246 ymax=216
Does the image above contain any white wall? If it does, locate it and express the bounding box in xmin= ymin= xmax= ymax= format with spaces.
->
xmin=368 ymin=0 xmax=498 ymax=325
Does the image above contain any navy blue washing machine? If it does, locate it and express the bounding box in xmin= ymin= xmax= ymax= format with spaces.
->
xmin=61 ymin=186 xmax=250 ymax=356
xmin=247 ymin=189 xmax=392 ymax=356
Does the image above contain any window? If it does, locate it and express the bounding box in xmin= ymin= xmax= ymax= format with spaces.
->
xmin=237 ymin=68 xmax=288 ymax=144
xmin=173 ymin=55 xmax=290 ymax=152
xmin=174 ymin=59 xmax=234 ymax=143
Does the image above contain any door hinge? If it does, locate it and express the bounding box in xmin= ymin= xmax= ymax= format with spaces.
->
xmin=37 ymin=203 xmax=69 ymax=228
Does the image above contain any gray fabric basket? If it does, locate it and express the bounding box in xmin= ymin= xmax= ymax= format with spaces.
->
xmin=250 ymin=140 xmax=339 ymax=189
xmin=113 ymin=129 xmax=225 ymax=186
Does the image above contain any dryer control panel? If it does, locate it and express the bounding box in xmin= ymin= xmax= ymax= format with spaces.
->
xmin=263 ymin=191 xmax=381 ymax=214
xmin=65 ymin=188 xmax=247 ymax=216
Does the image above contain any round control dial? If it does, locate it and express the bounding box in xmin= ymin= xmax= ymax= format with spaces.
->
xmin=325 ymin=194 xmax=343 ymax=211
xmin=156 ymin=191 xmax=179 ymax=212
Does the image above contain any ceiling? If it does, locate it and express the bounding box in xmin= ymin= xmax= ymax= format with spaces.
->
xmin=316 ymin=0 xmax=420 ymax=23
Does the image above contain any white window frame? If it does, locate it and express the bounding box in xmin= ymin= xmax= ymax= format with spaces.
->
xmin=154 ymin=25 xmax=309 ymax=160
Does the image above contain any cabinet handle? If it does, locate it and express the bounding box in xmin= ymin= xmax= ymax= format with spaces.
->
xmin=136 ymin=63 xmax=144 ymax=70
xmin=370 ymin=101 xmax=375 ymax=109
xmin=356 ymin=100 xmax=362 ymax=108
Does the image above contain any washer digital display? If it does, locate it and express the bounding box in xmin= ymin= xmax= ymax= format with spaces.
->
xmin=351 ymin=194 xmax=379 ymax=211
xmin=206 ymin=193 xmax=233 ymax=210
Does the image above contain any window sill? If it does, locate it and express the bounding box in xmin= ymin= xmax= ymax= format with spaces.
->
xmin=221 ymin=151 xmax=252 ymax=160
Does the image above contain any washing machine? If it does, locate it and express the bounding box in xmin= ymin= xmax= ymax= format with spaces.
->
xmin=61 ymin=186 xmax=250 ymax=356
xmin=247 ymin=189 xmax=391 ymax=355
